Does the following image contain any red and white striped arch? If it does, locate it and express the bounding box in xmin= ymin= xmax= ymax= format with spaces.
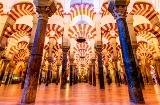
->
xmin=13 ymin=49 xmax=27 ymax=61
xmin=74 ymin=31 xmax=93 ymax=40
xmin=3 ymin=24 xmax=32 ymax=38
xmin=8 ymin=2 xmax=35 ymax=22
xmin=137 ymin=41 xmax=156 ymax=55
xmin=100 ymin=2 xmax=110 ymax=17
xmin=0 ymin=3 xmax=3 ymax=14
xmin=134 ymin=24 xmax=160 ymax=39
xmin=136 ymin=31 xmax=154 ymax=43
xmin=9 ymin=41 xmax=28 ymax=54
xmin=103 ymin=42 xmax=113 ymax=54
xmin=44 ymin=42 xmax=61 ymax=54
xmin=67 ymin=3 xmax=96 ymax=21
xmin=101 ymin=23 xmax=118 ymax=34
xmin=54 ymin=2 xmax=65 ymax=17
xmin=46 ymin=24 xmax=64 ymax=36
xmin=76 ymin=49 xmax=88 ymax=58
xmin=68 ymin=24 xmax=96 ymax=38
xmin=73 ymin=42 xmax=92 ymax=53
xmin=130 ymin=2 xmax=159 ymax=21
xmin=11 ymin=31 xmax=30 ymax=41
xmin=139 ymin=52 xmax=153 ymax=64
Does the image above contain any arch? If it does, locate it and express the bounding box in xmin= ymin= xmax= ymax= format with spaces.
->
xmin=54 ymin=2 xmax=65 ymax=17
xmin=137 ymin=41 xmax=156 ymax=55
xmin=46 ymin=24 xmax=64 ymax=36
xmin=67 ymin=3 xmax=96 ymax=21
xmin=9 ymin=41 xmax=28 ymax=54
xmin=103 ymin=42 xmax=113 ymax=54
xmin=101 ymin=23 xmax=118 ymax=34
xmin=13 ymin=49 xmax=27 ymax=61
xmin=8 ymin=2 xmax=35 ymax=22
xmin=3 ymin=24 xmax=32 ymax=38
xmin=136 ymin=31 xmax=155 ymax=43
xmin=73 ymin=42 xmax=91 ymax=53
xmin=68 ymin=24 xmax=96 ymax=38
xmin=134 ymin=24 xmax=160 ymax=40
xmin=130 ymin=2 xmax=159 ymax=21
xmin=100 ymin=2 xmax=110 ymax=18
xmin=10 ymin=31 xmax=30 ymax=41
xmin=74 ymin=31 xmax=93 ymax=40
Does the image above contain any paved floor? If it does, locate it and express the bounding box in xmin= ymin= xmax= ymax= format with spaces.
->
xmin=0 ymin=83 xmax=160 ymax=105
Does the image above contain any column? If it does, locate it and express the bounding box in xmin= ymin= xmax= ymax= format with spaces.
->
xmin=0 ymin=58 xmax=9 ymax=86
xmin=72 ymin=63 xmax=76 ymax=85
xmin=61 ymin=46 xmax=70 ymax=89
xmin=46 ymin=57 xmax=52 ymax=86
xmin=112 ymin=58 xmax=120 ymax=86
xmin=145 ymin=60 xmax=154 ymax=85
xmin=89 ymin=63 xmax=92 ymax=85
xmin=21 ymin=1 xmax=56 ymax=103
xmin=108 ymin=1 xmax=144 ymax=103
xmin=56 ymin=63 xmax=60 ymax=85
xmin=95 ymin=43 xmax=105 ymax=89
xmin=69 ymin=59 xmax=74 ymax=86
xmin=5 ymin=64 xmax=14 ymax=85
xmin=91 ymin=59 xmax=96 ymax=86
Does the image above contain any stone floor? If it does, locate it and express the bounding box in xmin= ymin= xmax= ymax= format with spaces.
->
xmin=0 ymin=83 xmax=160 ymax=105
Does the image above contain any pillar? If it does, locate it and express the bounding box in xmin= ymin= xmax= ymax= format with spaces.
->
xmin=56 ymin=63 xmax=60 ymax=85
xmin=61 ymin=46 xmax=70 ymax=89
xmin=89 ymin=63 xmax=92 ymax=85
xmin=21 ymin=0 xmax=56 ymax=103
xmin=112 ymin=58 xmax=120 ymax=86
xmin=95 ymin=42 xmax=105 ymax=89
xmin=5 ymin=64 xmax=14 ymax=85
xmin=108 ymin=1 xmax=145 ymax=103
xmin=46 ymin=57 xmax=52 ymax=86
xmin=154 ymin=59 xmax=160 ymax=84
xmin=0 ymin=58 xmax=9 ymax=86
xmin=145 ymin=61 xmax=154 ymax=85
xmin=69 ymin=59 xmax=74 ymax=86
xmin=72 ymin=63 xmax=76 ymax=85
xmin=91 ymin=59 xmax=96 ymax=86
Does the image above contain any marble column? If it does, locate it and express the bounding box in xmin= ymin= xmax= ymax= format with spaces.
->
xmin=39 ymin=68 xmax=43 ymax=85
xmin=154 ymin=59 xmax=160 ymax=84
xmin=21 ymin=1 xmax=56 ymax=103
xmin=61 ymin=46 xmax=70 ymax=89
xmin=95 ymin=45 xmax=105 ymax=89
xmin=0 ymin=59 xmax=9 ymax=86
xmin=56 ymin=63 xmax=60 ymax=85
xmin=73 ymin=64 xmax=76 ymax=85
xmin=112 ymin=59 xmax=120 ymax=86
xmin=108 ymin=1 xmax=144 ymax=103
xmin=69 ymin=59 xmax=74 ymax=86
xmin=46 ymin=57 xmax=52 ymax=86
xmin=91 ymin=59 xmax=96 ymax=86
xmin=145 ymin=62 xmax=154 ymax=85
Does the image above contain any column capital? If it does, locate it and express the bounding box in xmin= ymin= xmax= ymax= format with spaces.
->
xmin=34 ymin=0 xmax=57 ymax=21
xmin=48 ymin=57 xmax=52 ymax=62
xmin=61 ymin=46 xmax=70 ymax=54
xmin=69 ymin=58 xmax=74 ymax=64
xmin=108 ymin=1 xmax=129 ymax=20
xmin=90 ymin=59 xmax=96 ymax=64
xmin=57 ymin=63 xmax=61 ymax=66
xmin=95 ymin=41 xmax=103 ymax=53
xmin=0 ymin=50 xmax=6 ymax=59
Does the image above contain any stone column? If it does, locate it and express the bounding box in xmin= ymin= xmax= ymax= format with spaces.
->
xmin=108 ymin=1 xmax=144 ymax=103
xmin=61 ymin=46 xmax=70 ymax=89
xmin=72 ymin=63 xmax=76 ymax=85
xmin=91 ymin=59 xmax=96 ymax=86
xmin=46 ymin=57 xmax=52 ymax=86
xmin=145 ymin=61 xmax=154 ymax=85
xmin=21 ymin=1 xmax=56 ymax=103
xmin=112 ymin=58 xmax=120 ymax=86
xmin=56 ymin=63 xmax=60 ymax=85
xmin=39 ymin=67 xmax=43 ymax=85
xmin=0 ymin=58 xmax=9 ymax=86
xmin=95 ymin=43 xmax=105 ymax=89
xmin=69 ymin=59 xmax=74 ymax=86
xmin=89 ymin=63 xmax=92 ymax=85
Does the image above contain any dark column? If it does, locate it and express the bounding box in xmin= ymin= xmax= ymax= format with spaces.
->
xmin=95 ymin=44 xmax=105 ymax=89
xmin=73 ymin=65 xmax=76 ymax=85
xmin=0 ymin=59 xmax=9 ymax=86
xmin=155 ymin=59 xmax=160 ymax=84
xmin=46 ymin=57 xmax=52 ymax=86
xmin=108 ymin=1 xmax=145 ymax=103
xmin=69 ymin=59 xmax=74 ymax=86
xmin=56 ymin=64 xmax=60 ymax=85
xmin=89 ymin=64 xmax=92 ymax=85
xmin=21 ymin=1 xmax=56 ymax=103
xmin=5 ymin=70 xmax=11 ymax=85
xmin=91 ymin=59 xmax=96 ymax=86
xmin=112 ymin=59 xmax=120 ymax=86
xmin=61 ymin=46 xmax=70 ymax=89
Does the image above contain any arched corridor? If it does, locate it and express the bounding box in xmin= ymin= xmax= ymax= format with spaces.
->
xmin=0 ymin=0 xmax=160 ymax=104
